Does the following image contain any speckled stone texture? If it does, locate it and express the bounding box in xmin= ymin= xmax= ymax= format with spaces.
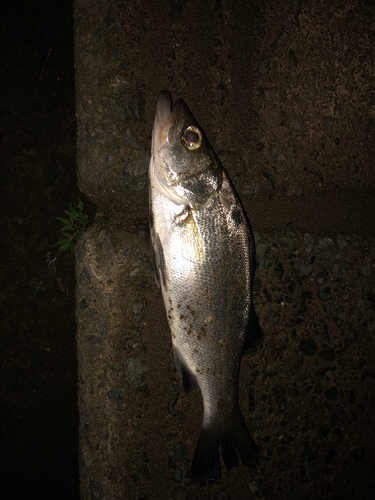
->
xmin=74 ymin=0 xmax=375 ymax=498
xmin=75 ymin=0 xmax=375 ymax=210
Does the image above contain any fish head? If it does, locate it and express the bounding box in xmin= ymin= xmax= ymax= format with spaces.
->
xmin=150 ymin=91 xmax=222 ymax=208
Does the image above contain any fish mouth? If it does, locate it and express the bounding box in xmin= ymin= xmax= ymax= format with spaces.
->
xmin=152 ymin=91 xmax=173 ymax=159
xmin=155 ymin=91 xmax=173 ymax=130
xmin=153 ymin=91 xmax=184 ymax=143
xmin=150 ymin=91 xmax=179 ymax=200
xmin=151 ymin=91 xmax=186 ymax=181
xmin=155 ymin=90 xmax=185 ymax=117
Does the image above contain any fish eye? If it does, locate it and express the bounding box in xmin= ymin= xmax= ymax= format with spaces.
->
xmin=182 ymin=126 xmax=202 ymax=150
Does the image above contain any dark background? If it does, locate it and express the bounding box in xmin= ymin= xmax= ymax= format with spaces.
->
xmin=1 ymin=1 xmax=85 ymax=498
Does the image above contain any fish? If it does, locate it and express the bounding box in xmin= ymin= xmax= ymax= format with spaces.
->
xmin=149 ymin=90 xmax=260 ymax=486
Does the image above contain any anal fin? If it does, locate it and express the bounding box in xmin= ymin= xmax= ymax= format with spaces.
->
xmin=172 ymin=344 xmax=199 ymax=394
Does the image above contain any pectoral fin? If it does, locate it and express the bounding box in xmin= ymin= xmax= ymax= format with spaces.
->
xmin=175 ymin=208 xmax=204 ymax=262
xmin=150 ymin=229 xmax=167 ymax=290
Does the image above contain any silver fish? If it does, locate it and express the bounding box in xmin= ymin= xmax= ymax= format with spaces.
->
xmin=149 ymin=91 xmax=259 ymax=486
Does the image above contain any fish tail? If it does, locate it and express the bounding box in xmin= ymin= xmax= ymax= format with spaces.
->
xmin=190 ymin=410 xmax=259 ymax=486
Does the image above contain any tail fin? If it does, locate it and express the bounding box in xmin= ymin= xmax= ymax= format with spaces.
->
xmin=190 ymin=411 xmax=259 ymax=486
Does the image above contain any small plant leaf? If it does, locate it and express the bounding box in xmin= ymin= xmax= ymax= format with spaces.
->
xmin=71 ymin=208 xmax=80 ymax=219
xmin=80 ymin=214 xmax=88 ymax=226
xmin=53 ymin=199 xmax=89 ymax=256
xmin=53 ymin=238 xmax=70 ymax=247
xmin=65 ymin=209 xmax=79 ymax=221
xmin=56 ymin=217 xmax=71 ymax=225
xmin=60 ymin=242 xmax=70 ymax=253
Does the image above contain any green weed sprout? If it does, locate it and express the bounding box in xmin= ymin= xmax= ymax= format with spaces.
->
xmin=53 ymin=199 xmax=89 ymax=254
xmin=33 ymin=199 xmax=89 ymax=298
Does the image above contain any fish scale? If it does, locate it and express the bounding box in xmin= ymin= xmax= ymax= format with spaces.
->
xmin=149 ymin=90 xmax=260 ymax=486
